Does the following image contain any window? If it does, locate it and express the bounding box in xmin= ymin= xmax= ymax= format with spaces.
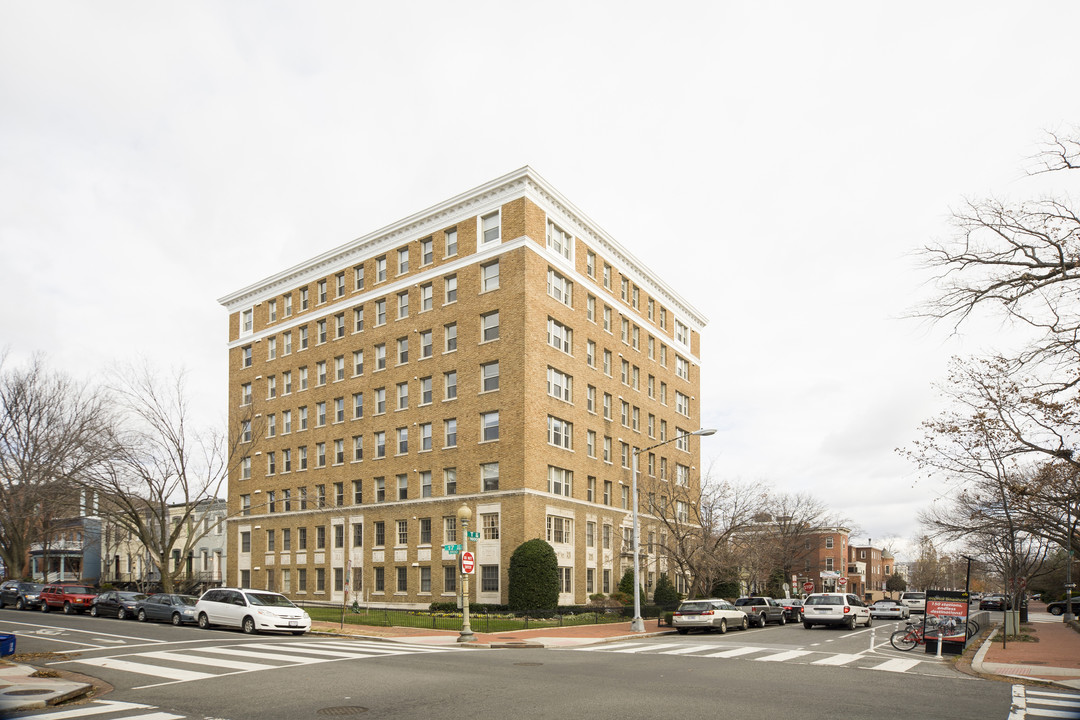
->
xmin=603 ymin=481 xmax=612 ymax=505
xmin=547 ymin=416 xmax=572 ymax=450
xmin=316 ymin=401 xmax=326 ymax=427
xmin=420 ymin=376 xmax=433 ymax=404
xmin=481 ymin=311 xmax=500 ymax=342
xmin=353 ymin=521 xmax=363 ymax=545
xmin=586 ymin=520 xmax=596 ymax=547
xmin=586 ymin=431 xmax=595 ymax=457
xmin=586 ymin=340 xmax=595 ymax=367
xmin=420 ymin=283 xmax=433 ymax=311
xmin=299 ymin=326 xmax=309 ymax=349
xmin=420 ymin=423 xmax=432 ymax=451
xmin=396 ymin=427 xmax=408 ymax=454
xmin=676 ymin=356 xmax=690 ymax=381
xmin=444 ymin=565 xmax=457 ymax=593
xmin=242 ymin=345 xmax=252 ymax=368
xmin=375 ymin=431 xmax=386 ymax=458
xmin=316 ymin=525 xmax=326 ymax=549
xmin=546 ymin=219 xmax=572 ymax=260
xmin=675 ymin=319 xmax=689 ymax=345
xmin=444 ymin=467 xmax=457 ymax=495
xmin=353 ymin=435 xmax=363 ymax=461
xmin=266 ymin=414 xmax=276 ymax=437
xmin=240 ymin=383 xmax=252 ymax=406
xmin=602 ymin=524 xmax=612 ymax=549
xmin=603 ymin=350 xmax=611 ymax=375
xmin=481 ymin=566 xmax=499 ymax=593
xmin=481 ymin=462 xmax=499 ymax=491
xmin=268 ymin=299 xmax=278 ymax=323
xmin=676 ymin=391 xmax=690 ymax=417
xmin=547 ymin=515 xmax=572 ymax=544
xmin=587 ymin=295 xmax=596 ymax=322
xmin=318 ymin=279 xmax=327 ymax=304
xmin=353 ymin=350 xmax=364 ymax=376
xmin=353 ymin=480 xmax=363 ymax=504
xmin=547 ymin=268 xmax=572 ymax=305
xmin=375 ymin=344 xmax=386 ymax=370
xmin=241 ymin=419 xmax=252 ymax=443
xmin=445 ymin=228 xmax=458 ymax=256
xmin=421 ymin=238 xmax=433 ymax=265
xmin=548 ymin=466 xmax=572 ymax=497
xmin=420 ymin=471 xmax=432 ymax=497
xmin=444 ymin=418 xmax=457 ymax=447
xmin=373 ymin=567 xmax=383 ymax=592
xmin=335 ymin=355 xmax=345 ymax=382
xmin=420 ymin=330 xmax=433 ymax=358
xmin=547 ymin=367 xmax=572 ymax=402
xmin=376 ymin=255 xmax=387 ymax=283
xmin=547 ymin=318 xmax=572 ymax=353
xmin=445 ymin=323 xmax=457 ymax=352
xmin=334 ymin=523 xmax=344 ymax=547
xmin=354 ymin=264 xmax=365 ymax=291
xmin=444 ymin=371 xmax=457 ymax=399
xmin=397 ymin=291 xmax=409 ymax=319
xmin=335 ymin=313 xmax=345 ymax=339
xmin=354 ymin=306 xmax=364 ymax=333
xmin=398 ymin=247 xmax=409 ymax=275
xmin=240 ymin=531 xmax=251 ymax=553
xmin=282 ymin=448 xmax=292 ymax=472
xmin=603 ymin=393 xmax=612 ymax=420
xmin=283 ymin=332 xmax=292 ymax=355
xmin=480 ymin=211 xmax=500 ymax=245
xmin=481 ymin=361 xmax=499 ymax=392
xmin=241 ymin=309 xmax=253 ymax=334
xmin=397 ymin=518 xmax=408 ymax=545
xmin=481 ymin=261 xmax=499 ymax=292
xmin=334 ymin=439 xmax=345 ymax=464
xmin=375 ymin=477 xmax=385 ymax=502
xmin=825 ymin=537 xmax=834 ymax=549
xmin=445 ymin=274 xmax=457 ymax=303
xmin=603 ymin=306 xmax=611 ymax=332
xmin=396 ymin=382 xmax=408 ymax=410
xmin=240 ymin=457 xmax=251 ymax=480
xmin=586 ymin=250 xmax=595 ymax=276
xmin=374 ymin=521 xmax=385 ymax=546
xmin=397 ymin=337 xmax=409 ymax=365
xmin=481 ymin=411 xmax=499 ymax=441
xmin=374 ymin=387 xmax=385 ymax=414
xmin=316 ymin=361 xmax=327 ymax=386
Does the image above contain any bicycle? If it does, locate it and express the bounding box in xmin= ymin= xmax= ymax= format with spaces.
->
xmin=890 ymin=620 xmax=928 ymax=651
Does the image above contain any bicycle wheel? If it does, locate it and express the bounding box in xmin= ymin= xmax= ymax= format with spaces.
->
xmin=890 ymin=629 xmax=918 ymax=651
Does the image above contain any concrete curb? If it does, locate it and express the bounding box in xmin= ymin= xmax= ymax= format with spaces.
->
xmin=971 ymin=626 xmax=1080 ymax=691
xmin=0 ymin=663 xmax=94 ymax=713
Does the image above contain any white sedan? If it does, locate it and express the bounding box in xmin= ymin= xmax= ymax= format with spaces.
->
xmin=673 ymin=599 xmax=751 ymax=634
xmin=869 ymin=600 xmax=911 ymax=619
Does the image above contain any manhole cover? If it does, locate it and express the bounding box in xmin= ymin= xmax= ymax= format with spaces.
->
xmin=4 ymin=689 xmax=53 ymax=696
xmin=513 ymin=662 xmax=543 ymax=667
xmin=316 ymin=707 xmax=369 ymax=716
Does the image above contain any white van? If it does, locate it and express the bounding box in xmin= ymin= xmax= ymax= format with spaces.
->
xmin=195 ymin=587 xmax=311 ymax=635
xmin=899 ymin=591 xmax=926 ymax=614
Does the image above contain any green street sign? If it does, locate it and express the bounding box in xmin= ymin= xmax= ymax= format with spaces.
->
xmin=443 ymin=544 xmax=462 ymax=553
xmin=466 ymin=531 xmax=480 ymax=540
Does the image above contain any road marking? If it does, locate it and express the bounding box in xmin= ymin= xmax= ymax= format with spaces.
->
xmin=72 ymin=656 xmax=216 ymax=681
xmin=193 ymin=646 xmax=327 ymax=663
xmin=613 ymin=642 xmax=685 ymax=654
xmin=755 ymin=650 xmax=813 ymax=662
xmin=658 ymin=645 xmax=714 ymax=655
xmin=700 ymin=646 xmax=766 ymax=658
xmin=140 ymin=650 xmax=271 ymax=672
xmin=6 ymin=700 xmax=157 ymax=719
xmin=576 ymin=641 xmax=639 ymax=652
xmin=0 ymin=620 xmax=165 ymax=643
xmin=812 ymin=653 xmax=864 ymax=666
xmin=871 ymin=658 xmax=921 ymax=673
xmin=238 ymin=642 xmax=388 ymax=658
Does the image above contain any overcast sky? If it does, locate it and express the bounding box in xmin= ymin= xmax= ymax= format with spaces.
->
xmin=3 ymin=2 xmax=1079 ymax=561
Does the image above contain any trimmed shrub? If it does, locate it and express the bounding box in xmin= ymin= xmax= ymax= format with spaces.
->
xmin=653 ymin=573 xmax=681 ymax=610
xmin=618 ymin=569 xmax=646 ymax=604
xmin=507 ymin=538 xmax=560 ymax=612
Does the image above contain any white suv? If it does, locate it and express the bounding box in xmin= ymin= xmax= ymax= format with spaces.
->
xmin=899 ymin=592 xmax=926 ymax=614
xmin=195 ymin=588 xmax=311 ymax=635
xmin=802 ymin=592 xmax=872 ymax=630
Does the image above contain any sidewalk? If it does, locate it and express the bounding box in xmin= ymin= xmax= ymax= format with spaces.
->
xmin=972 ymin=612 xmax=1080 ymax=690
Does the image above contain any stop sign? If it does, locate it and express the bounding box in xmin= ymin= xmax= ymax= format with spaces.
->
xmin=803 ymin=581 xmax=815 ymax=594
xmin=838 ymin=577 xmax=848 ymax=587
xmin=460 ymin=551 xmax=475 ymax=574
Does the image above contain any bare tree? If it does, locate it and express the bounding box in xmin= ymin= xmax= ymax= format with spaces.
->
xmin=80 ymin=363 xmax=247 ymax=592
xmin=0 ymin=353 xmax=111 ymax=578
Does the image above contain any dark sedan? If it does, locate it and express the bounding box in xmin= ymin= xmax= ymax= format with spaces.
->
xmin=90 ymin=591 xmax=147 ymax=619
xmin=0 ymin=581 xmax=45 ymax=611
xmin=979 ymin=594 xmax=1008 ymax=611
xmin=136 ymin=593 xmax=199 ymax=625
xmin=778 ymin=598 xmax=804 ymax=622
xmin=1047 ymin=598 xmax=1080 ymax=616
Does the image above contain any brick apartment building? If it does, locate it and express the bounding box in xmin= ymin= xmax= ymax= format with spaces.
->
xmin=218 ymin=167 xmax=707 ymax=607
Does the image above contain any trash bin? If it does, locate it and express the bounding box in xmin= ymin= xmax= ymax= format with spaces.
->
xmin=0 ymin=633 xmax=15 ymax=657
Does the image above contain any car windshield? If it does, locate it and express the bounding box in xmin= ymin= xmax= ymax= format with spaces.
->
xmin=733 ymin=598 xmax=757 ymax=606
xmin=63 ymin=586 xmax=95 ymax=594
xmin=678 ymin=602 xmax=714 ymax=613
xmin=874 ymin=601 xmax=897 ymax=606
xmin=904 ymin=593 xmax=926 ymax=600
xmin=22 ymin=584 xmax=44 ymax=591
xmin=805 ymin=596 xmax=844 ymax=606
xmin=246 ymin=592 xmax=297 ymax=608
xmin=177 ymin=596 xmax=197 ymax=606
xmin=118 ymin=593 xmax=147 ymax=601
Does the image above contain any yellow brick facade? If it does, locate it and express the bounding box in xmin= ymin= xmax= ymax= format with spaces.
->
xmin=219 ymin=168 xmax=706 ymax=607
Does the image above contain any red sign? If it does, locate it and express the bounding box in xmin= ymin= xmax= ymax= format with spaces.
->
xmin=460 ymin=551 xmax=475 ymax=575
xmin=803 ymin=581 xmax=815 ymax=594
xmin=838 ymin=577 xmax=848 ymax=587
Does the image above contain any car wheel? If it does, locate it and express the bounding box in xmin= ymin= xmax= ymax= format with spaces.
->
xmin=803 ymin=621 xmax=813 ymax=629
xmin=846 ymin=615 xmax=856 ymax=630
xmin=676 ymin=628 xmax=689 ymax=635
xmin=741 ymin=616 xmax=749 ymax=631
xmin=242 ymin=616 xmax=257 ymax=635
xmin=172 ymin=613 xmax=183 ymax=626
xmin=865 ymin=614 xmax=873 ymax=627
xmin=757 ymin=613 xmax=767 ymax=628
xmin=15 ymin=598 xmax=24 ymax=611
xmin=63 ymin=602 xmax=72 ymax=615
xmin=138 ymin=609 xmax=148 ymax=622
xmin=718 ymin=619 xmax=728 ymax=634
xmin=1050 ymin=606 xmax=1063 ymax=616
xmin=0 ymin=598 xmax=5 ymax=609
xmin=198 ymin=613 xmax=211 ymax=629
xmin=40 ymin=602 xmax=49 ymax=613
xmin=778 ymin=614 xmax=786 ymax=626
xmin=90 ymin=605 xmax=99 ymax=617
xmin=117 ymin=608 xmax=127 ymax=620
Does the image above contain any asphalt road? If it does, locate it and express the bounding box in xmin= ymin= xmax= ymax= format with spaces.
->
xmin=1 ymin=609 xmax=1020 ymax=720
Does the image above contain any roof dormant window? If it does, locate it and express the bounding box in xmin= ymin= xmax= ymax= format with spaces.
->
xmin=675 ymin=319 xmax=689 ymax=346
xmin=480 ymin=211 xmax=501 ymax=246
xmin=546 ymin=220 xmax=572 ymax=260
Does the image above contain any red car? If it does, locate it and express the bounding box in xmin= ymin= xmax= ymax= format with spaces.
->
xmin=39 ymin=583 xmax=98 ymax=614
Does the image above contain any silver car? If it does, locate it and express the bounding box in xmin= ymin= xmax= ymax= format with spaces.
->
xmin=673 ymin=599 xmax=750 ymax=635
xmin=869 ymin=600 xmax=910 ymax=619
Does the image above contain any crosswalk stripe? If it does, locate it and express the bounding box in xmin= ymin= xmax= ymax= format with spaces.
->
xmin=274 ymin=640 xmax=410 ymax=655
xmin=71 ymin=656 xmax=215 ymax=681
xmin=613 ymin=642 xmax=685 ymax=654
xmin=811 ymin=653 xmax=863 ymax=666
xmin=118 ymin=714 xmax=186 ymax=720
xmin=237 ymin=642 xmax=384 ymax=658
xmin=310 ymin=640 xmax=454 ymax=653
xmin=1025 ymin=710 xmax=1080 ymax=718
xmin=1028 ymin=690 xmax=1080 ymax=702
xmin=577 ymin=641 xmax=640 ymax=652
xmin=140 ymin=650 xmax=272 ymax=672
xmin=10 ymin=700 xmax=156 ymax=719
xmin=659 ymin=646 xmax=714 ymax=655
xmin=700 ymin=646 xmax=766 ymax=658
xmin=195 ymin=646 xmax=327 ymax=663
xmin=872 ymin=658 xmax=921 ymax=673
xmin=755 ymin=650 xmax=813 ymax=662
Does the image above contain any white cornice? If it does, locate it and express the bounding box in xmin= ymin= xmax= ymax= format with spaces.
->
xmin=218 ymin=167 xmax=708 ymax=330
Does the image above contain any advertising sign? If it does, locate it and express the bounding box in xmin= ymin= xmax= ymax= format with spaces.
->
xmin=925 ymin=589 xmax=970 ymax=655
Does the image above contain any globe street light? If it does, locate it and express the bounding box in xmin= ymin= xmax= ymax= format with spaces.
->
xmin=456 ymin=503 xmax=475 ymax=643
xmin=630 ymin=427 xmax=717 ymax=632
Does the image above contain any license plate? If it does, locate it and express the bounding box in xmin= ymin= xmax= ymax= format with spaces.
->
xmin=289 ymin=620 xmax=297 ymax=627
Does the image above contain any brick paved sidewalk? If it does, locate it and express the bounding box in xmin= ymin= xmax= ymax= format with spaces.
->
xmin=975 ymin=615 xmax=1080 ymax=688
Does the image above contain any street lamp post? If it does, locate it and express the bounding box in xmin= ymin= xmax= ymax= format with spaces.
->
xmin=456 ymin=504 xmax=475 ymax=643
xmin=629 ymin=427 xmax=717 ymax=633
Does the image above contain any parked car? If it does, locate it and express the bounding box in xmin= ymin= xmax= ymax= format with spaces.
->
xmin=733 ymin=596 xmax=787 ymax=627
xmin=39 ymin=584 xmax=98 ymax=614
xmin=136 ymin=593 xmax=199 ymax=625
xmin=899 ymin=592 xmax=926 ymax=614
xmin=195 ymin=587 xmax=310 ymax=635
xmin=979 ymin=594 xmax=1008 ymax=611
xmin=869 ymin=599 xmax=911 ymax=619
xmin=802 ymin=592 xmax=873 ymax=629
xmin=672 ymin=599 xmax=750 ymax=634
xmin=1047 ymin=598 xmax=1080 ymax=616
xmin=90 ymin=591 xmax=147 ymax=619
xmin=0 ymin=581 xmax=45 ymax=611
xmin=777 ymin=598 xmax=804 ymax=622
